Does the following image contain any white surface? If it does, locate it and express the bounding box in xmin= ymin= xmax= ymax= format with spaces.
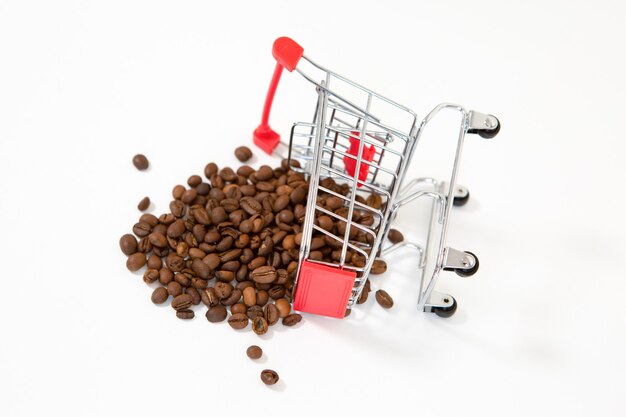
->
xmin=1 ymin=1 xmax=625 ymax=416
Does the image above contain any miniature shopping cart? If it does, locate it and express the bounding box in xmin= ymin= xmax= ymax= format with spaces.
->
xmin=252 ymin=37 xmax=500 ymax=318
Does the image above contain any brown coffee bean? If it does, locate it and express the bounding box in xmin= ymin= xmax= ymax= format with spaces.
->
xmin=137 ymin=197 xmax=150 ymax=211
xmin=256 ymin=165 xmax=274 ymax=181
xmin=172 ymin=184 xmax=185 ymax=200
xmin=176 ymin=309 xmax=194 ymax=319
xmin=282 ymin=313 xmax=302 ymax=326
xmin=231 ymin=303 xmax=247 ymax=315
xmin=119 ymin=234 xmax=138 ymax=256
xmin=151 ymin=287 xmax=169 ymax=304
xmin=191 ymin=258 xmax=212 ymax=279
xmin=388 ymin=228 xmax=404 ymax=243
xmin=247 ymin=305 xmax=264 ymax=320
xmin=147 ymin=231 xmax=166 ymax=248
xmin=126 ymin=252 xmax=146 ymax=271
xmin=204 ymin=162 xmax=218 ymax=179
xmin=159 ymin=268 xmax=174 ymax=285
xmin=201 ymin=288 xmax=219 ymax=307
xmin=167 ymin=281 xmax=183 ymax=297
xmin=220 ymin=288 xmax=242 ymax=306
xmin=167 ymin=219 xmax=185 ymax=238
xmin=181 ymin=188 xmax=197 ymax=205
xmin=371 ymin=259 xmax=387 ymax=275
xmin=243 ymin=286 xmax=257 ymax=307
xmin=169 ymin=200 xmax=186 ymax=218
xmin=240 ymin=196 xmax=262 ymax=215
xmin=228 ymin=313 xmax=249 ymax=329
xmin=234 ymin=146 xmax=253 ymax=162
xmin=264 ymin=303 xmax=280 ymax=325
xmin=132 ymin=154 xmax=149 ymax=170
xmin=166 ymin=253 xmax=184 ymax=272
xmin=143 ymin=269 xmax=159 ymax=284
xmin=252 ymin=316 xmax=269 ymax=335
xmin=275 ymin=298 xmax=291 ymax=318
xmin=260 ymin=369 xmax=279 ymax=385
xmin=206 ymin=305 xmax=227 ymax=322
xmin=375 ymin=289 xmax=394 ymax=309
xmin=187 ymin=175 xmax=202 ymax=187
xmin=251 ymin=266 xmax=277 ymax=284
xmin=202 ymin=253 xmax=220 ymax=270
xmin=366 ymin=192 xmax=383 ymax=209
xmin=256 ymin=290 xmax=269 ymax=306
xmin=325 ymin=196 xmax=343 ymax=210
xmin=247 ymin=345 xmax=262 ymax=359
xmin=213 ymin=282 xmax=232 ymax=299
xmin=171 ymin=294 xmax=193 ymax=310
xmin=132 ymin=221 xmax=151 ymax=237
xmin=273 ymin=195 xmax=290 ymax=212
xmin=139 ymin=213 xmax=159 ymax=227
xmin=186 ymin=287 xmax=201 ymax=305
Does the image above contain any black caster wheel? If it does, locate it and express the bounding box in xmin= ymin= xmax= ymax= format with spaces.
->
xmin=455 ymin=251 xmax=479 ymax=277
xmin=432 ymin=296 xmax=457 ymax=318
xmin=478 ymin=115 xmax=500 ymax=139
xmin=453 ymin=190 xmax=470 ymax=207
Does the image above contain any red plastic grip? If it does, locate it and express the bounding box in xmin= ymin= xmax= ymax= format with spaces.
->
xmin=343 ymin=132 xmax=376 ymax=187
xmin=272 ymin=37 xmax=304 ymax=72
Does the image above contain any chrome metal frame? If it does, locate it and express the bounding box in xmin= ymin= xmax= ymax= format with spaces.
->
xmin=285 ymin=54 xmax=497 ymax=312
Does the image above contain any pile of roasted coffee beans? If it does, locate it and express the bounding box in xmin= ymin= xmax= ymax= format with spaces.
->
xmin=121 ymin=146 xmax=399 ymax=336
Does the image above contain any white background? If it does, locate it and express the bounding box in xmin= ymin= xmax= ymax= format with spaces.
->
xmin=1 ymin=1 xmax=625 ymax=416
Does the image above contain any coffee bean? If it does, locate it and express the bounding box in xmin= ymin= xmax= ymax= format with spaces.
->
xmin=260 ymin=369 xmax=279 ymax=385
xmin=256 ymin=290 xmax=269 ymax=306
xmin=169 ymin=200 xmax=186 ymax=218
xmin=375 ymin=289 xmax=394 ymax=309
xmin=204 ymin=162 xmax=218 ymax=179
xmin=201 ymin=288 xmax=219 ymax=307
xmin=187 ymin=175 xmax=202 ymax=187
xmin=167 ymin=281 xmax=183 ymax=297
xmin=191 ymin=258 xmax=212 ymax=279
xmin=252 ymin=316 xmax=269 ymax=335
xmin=366 ymin=192 xmax=383 ymax=209
xmin=228 ymin=313 xmax=249 ymax=330
xmin=246 ymin=345 xmax=262 ymax=359
xmin=171 ymin=294 xmax=193 ymax=310
xmin=282 ymin=313 xmax=302 ymax=326
xmin=240 ymin=196 xmax=262 ymax=215
xmin=220 ymin=288 xmax=242 ymax=306
xmin=371 ymin=259 xmax=387 ymax=275
xmin=387 ymin=228 xmax=404 ymax=243
xmin=148 ymin=231 xmax=167 ymax=248
xmin=166 ymin=220 xmax=185 ymax=238
xmin=137 ymin=197 xmax=150 ymax=211
xmin=206 ymin=305 xmax=227 ymax=322
xmin=132 ymin=154 xmax=149 ymax=170
xmin=290 ymin=186 xmax=306 ymax=204
xmin=234 ymin=146 xmax=253 ymax=162
xmin=181 ymin=188 xmax=197 ymax=205
xmin=133 ymin=221 xmax=151 ymax=237
xmin=275 ymin=298 xmax=291 ymax=318
xmin=243 ymin=286 xmax=257 ymax=307
xmin=119 ymin=234 xmax=138 ymax=256
xmin=151 ymin=287 xmax=169 ymax=304
xmin=264 ymin=303 xmax=279 ymax=325
xmin=159 ymin=268 xmax=174 ymax=285
xmin=247 ymin=305 xmax=264 ymax=320
xmin=231 ymin=303 xmax=247 ymax=315
xmin=185 ymin=287 xmax=201 ymax=305
xmin=126 ymin=252 xmax=146 ymax=271
xmin=176 ymin=309 xmax=194 ymax=319
xmin=251 ymin=266 xmax=277 ymax=284
xmin=143 ymin=269 xmax=159 ymax=284
xmin=166 ymin=253 xmax=184 ymax=272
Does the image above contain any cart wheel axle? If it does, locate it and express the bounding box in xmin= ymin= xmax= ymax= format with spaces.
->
xmin=431 ymin=296 xmax=458 ymax=318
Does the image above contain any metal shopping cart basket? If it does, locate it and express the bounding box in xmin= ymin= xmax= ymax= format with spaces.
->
xmin=252 ymin=37 xmax=500 ymax=319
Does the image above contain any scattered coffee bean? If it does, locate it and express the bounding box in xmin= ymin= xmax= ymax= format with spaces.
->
xmin=176 ymin=309 xmax=195 ymax=319
xmin=260 ymin=369 xmax=279 ymax=385
xmin=151 ymin=287 xmax=169 ymax=304
xmin=206 ymin=305 xmax=227 ymax=322
xmin=282 ymin=313 xmax=302 ymax=326
xmin=234 ymin=146 xmax=253 ymax=162
xmin=171 ymin=294 xmax=193 ymax=310
xmin=132 ymin=154 xmax=149 ymax=170
xmin=371 ymin=259 xmax=387 ymax=275
xmin=246 ymin=345 xmax=262 ymax=359
xmin=228 ymin=313 xmax=249 ymax=330
xmin=119 ymin=234 xmax=138 ymax=256
xmin=375 ymin=289 xmax=394 ymax=309
xmin=126 ymin=252 xmax=146 ymax=271
xmin=137 ymin=197 xmax=150 ymax=211
xmin=252 ymin=316 xmax=269 ymax=335
xmin=387 ymin=228 xmax=404 ymax=244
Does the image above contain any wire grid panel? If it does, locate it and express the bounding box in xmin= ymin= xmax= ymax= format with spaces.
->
xmin=289 ymin=66 xmax=419 ymax=304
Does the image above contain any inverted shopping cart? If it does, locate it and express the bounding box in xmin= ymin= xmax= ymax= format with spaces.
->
xmin=252 ymin=37 xmax=500 ymax=318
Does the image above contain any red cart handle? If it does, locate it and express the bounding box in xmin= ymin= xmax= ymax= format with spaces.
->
xmin=253 ymin=37 xmax=304 ymax=154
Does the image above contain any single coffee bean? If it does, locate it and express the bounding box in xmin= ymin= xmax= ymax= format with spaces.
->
xmin=167 ymin=281 xmax=183 ymax=297
xmin=167 ymin=219 xmax=185 ymax=238
xmin=191 ymin=258 xmax=212 ymax=279
xmin=187 ymin=174 xmax=202 ymax=187
xmin=247 ymin=305 xmax=264 ymax=320
xmin=243 ymin=286 xmax=257 ymax=307
xmin=251 ymin=265 xmax=277 ymax=284
xmin=137 ymin=196 xmax=150 ymax=211
xmin=185 ymin=287 xmax=201 ymax=305
xmin=388 ymin=228 xmax=404 ymax=243
xmin=252 ymin=316 xmax=269 ymax=335
xmin=126 ymin=252 xmax=146 ymax=271
xmin=228 ymin=313 xmax=249 ymax=330
xmin=140 ymin=213 xmax=159 ymax=227
xmin=169 ymin=200 xmax=186 ymax=218
xmin=171 ymin=294 xmax=193 ymax=310
xmin=159 ymin=268 xmax=174 ymax=285
xmin=221 ymin=288 xmax=242 ymax=306
xmin=256 ymin=289 xmax=269 ymax=306
xmin=151 ymin=287 xmax=169 ymax=304
xmin=176 ymin=309 xmax=195 ymax=319
xmin=132 ymin=154 xmax=149 ymax=170
xmin=231 ymin=303 xmax=247 ymax=315
xmin=260 ymin=369 xmax=279 ymax=385
xmin=133 ymin=221 xmax=151 ymax=237
xmin=275 ymin=298 xmax=291 ymax=318
xmin=205 ymin=305 xmax=227 ymax=322
xmin=256 ymin=165 xmax=274 ymax=181
xmin=204 ymin=162 xmax=218 ymax=179
xmin=201 ymin=287 xmax=219 ymax=307
xmin=172 ymin=184 xmax=185 ymax=200
xmin=246 ymin=345 xmax=262 ymax=359
xmin=366 ymin=192 xmax=383 ymax=209
xmin=234 ymin=146 xmax=253 ymax=162
xmin=119 ymin=234 xmax=138 ymax=256
xmin=375 ymin=289 xmax=394 ymax=309
xmin=371 ymin=259 xmax=387 ymax=275
xmin=143 ymin=269 xmax=159 ymax=284
xmin=282 ymin=313 xmax=302 ymax=326
xmin=166 ymin=253 xmax=184 ymax=272
xmin=264 ymin=303 xmax=280 ymax=326
xmin=148 ymin=231 xmax=167 ymax=248
xmin=181 ymin=188 xmax=197 ymax=204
